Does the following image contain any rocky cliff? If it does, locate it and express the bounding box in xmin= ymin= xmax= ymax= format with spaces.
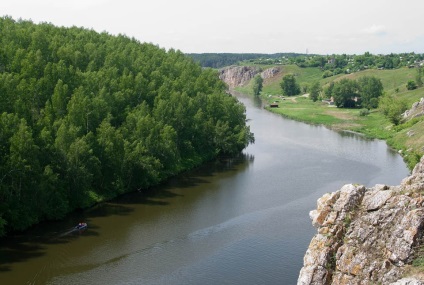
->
xmin=219 ymin=66 xmax=259 ymax=88
xmin=298 ymin=155 xmax=424 ymax=285
xmin=219 ymin=66 xmax=280 ymax=88
xmin=260 ymin=66 xmax=281 ymax=80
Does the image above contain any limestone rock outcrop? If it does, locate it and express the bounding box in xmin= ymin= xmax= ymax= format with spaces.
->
xmin=260 ymin=67 xmax=280 ymax=80
xmin=219 ymin=66 xmax=259 ymax=88
xmin=403 ymin=98 xmax=424 ymax=120
xmin=219 ymin=66 xmax=280 ymax=88
xmin=298 ymin=156 xmax=424 ymax=285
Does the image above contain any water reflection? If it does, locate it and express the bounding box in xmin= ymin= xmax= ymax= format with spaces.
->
xmin=252 ymin=95 xmax=262 ymax=108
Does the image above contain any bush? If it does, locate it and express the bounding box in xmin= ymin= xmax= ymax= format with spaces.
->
xmin=379 ymin=95 xmax=408 ymax=125
xmin=333 ymin=68 xmax=343 ymax=75
xmin=359 ymin=109 xmax=370 ymax=116
xmin=322 ymin=70 xmax=333 ymax=78
xmin=407 ymin=80 xmax=417 ymax=90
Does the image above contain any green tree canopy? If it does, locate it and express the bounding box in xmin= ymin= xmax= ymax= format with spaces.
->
xmin=280 ymin=74 xmax=301 ymax=96
xmin=379 ymin=95 xmax=408 ymax=125
xmin=407 ymin=80 xmax=417 ymax=90
xmin=252 ymin=74 xmax=263 ymax=96
xmin=0 ymin=16 xmax=254 ymax=236
xmin=358 ymin=76 xmax=384 ymax=109
xmin=331 ymin=79 xmax=359 ymax=108
xmin=309 ymin=81 xmax=321 ymax=102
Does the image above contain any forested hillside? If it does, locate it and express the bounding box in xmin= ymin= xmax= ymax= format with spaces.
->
xmin=0 ymin=17 xmax=254 ymax=236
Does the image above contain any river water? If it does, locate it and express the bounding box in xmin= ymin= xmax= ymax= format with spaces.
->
xmin=0 ymin=93 xmax=409 ymax=285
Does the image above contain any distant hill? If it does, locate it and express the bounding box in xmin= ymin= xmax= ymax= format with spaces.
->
xmin=186 ymin=53 xmax=308 ymax=68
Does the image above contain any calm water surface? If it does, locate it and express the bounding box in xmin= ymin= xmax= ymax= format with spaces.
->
xmin=0 ymin=93 xmax=409 ymax=285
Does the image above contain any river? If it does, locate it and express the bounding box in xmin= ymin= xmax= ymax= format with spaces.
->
xmin=0 ymin=92 xmax=410 ymax=285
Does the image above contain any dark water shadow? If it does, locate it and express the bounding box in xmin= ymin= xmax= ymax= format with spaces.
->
xmin=112 ymin=152 xmax=254 ymax=206
xmin=0 ymin=153 xmax=254 ymax=272
xmin=0 ymin=242 xmax=44 ymax=272
xmin=0 ymin=222 xmax=100 ymax=272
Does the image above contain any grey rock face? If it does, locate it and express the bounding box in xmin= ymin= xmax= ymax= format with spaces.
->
xmin=218 ymin=66 xmax=280 ymax=88
xmin=298 ymin=156 xmax=424 ymax=285
xmin=219 ymin=66 xmax=259 ymax=88
xmin=403 ymin=97 xmax=424 ymax=120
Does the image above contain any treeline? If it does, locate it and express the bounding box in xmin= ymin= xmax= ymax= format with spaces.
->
xmin=0 ymin=17 xmax=254 ymax=236
xmin=290 ymin=52 xmax=424 ymax=77
xmin=323 ymin=76 xmax=383 ymax=109
xmin=279 ymin=73 xmax=384 ymax=110
xmin=187 ymin=53 xmax=307 ymax=68
xmin=188 ymin=52 xmax=424 ymax=76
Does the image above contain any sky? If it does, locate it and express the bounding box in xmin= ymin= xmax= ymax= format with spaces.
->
xmin=1 ymin=0 xmax=424 ymax=55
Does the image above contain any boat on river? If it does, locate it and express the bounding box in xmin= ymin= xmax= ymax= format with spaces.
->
xmin=75 ymin=222 xmax=87 ymax=230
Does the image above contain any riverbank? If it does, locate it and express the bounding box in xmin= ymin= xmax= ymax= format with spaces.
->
xmin=232 ymin=65 xmax=424 ymax=170
xmin=260 ymin=93 xmax=423 ymax=170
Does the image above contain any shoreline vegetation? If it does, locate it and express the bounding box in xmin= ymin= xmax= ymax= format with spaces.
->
xmin=233 ymin=63 xmax=424 ymax=170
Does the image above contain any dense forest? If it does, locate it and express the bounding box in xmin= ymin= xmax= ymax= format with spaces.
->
xmin=0 ymin=17 xmax=254 ymax=236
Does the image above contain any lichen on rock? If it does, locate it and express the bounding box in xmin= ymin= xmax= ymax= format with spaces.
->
xmin=298 ymin=156 xmax=424 ymax=285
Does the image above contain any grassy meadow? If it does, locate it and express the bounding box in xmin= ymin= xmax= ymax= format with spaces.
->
xmin=236 ymin=65 xmax=424 ymax=169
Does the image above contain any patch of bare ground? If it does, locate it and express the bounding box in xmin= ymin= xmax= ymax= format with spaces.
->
xmin=325 ymin=109 xmax=356 ymax=121
xmin=331 ymin=122 xmax=361 ymax=131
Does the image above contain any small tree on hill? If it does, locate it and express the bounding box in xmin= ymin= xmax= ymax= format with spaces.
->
xmin=252 ymin=74 xmax=263 ymax=96
xmin=407 ymin=80 xmax=417 ymax=90
xmin=280 ymin=74 xmax=301 ymax=96
xmin=331 ymin=78 xmax=359 ymax=108
xmin=324 ymin=82 xmax=335 ymax=99
xmin=379 ymin=95 xmax=408 ymax=125
xmin=309 ymin=81 xmax=321 ymax=102
xmin=358 ymin=76 xmax=383 ymax=109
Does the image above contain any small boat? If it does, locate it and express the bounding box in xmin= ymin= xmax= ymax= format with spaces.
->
xmin=75 ymin=222 xmax=88 ymax=230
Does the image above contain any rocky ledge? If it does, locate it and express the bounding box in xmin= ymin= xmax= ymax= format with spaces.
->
xmin=298 ymin=156 xmax=424 ymax=284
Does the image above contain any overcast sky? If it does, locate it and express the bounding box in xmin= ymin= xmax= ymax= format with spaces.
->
xmin=1 ymin=0 xmax=423 ymax=55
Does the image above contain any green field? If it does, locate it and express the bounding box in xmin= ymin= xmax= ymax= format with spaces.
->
xmin=236 ymin=65 xmax=424 ymax=169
